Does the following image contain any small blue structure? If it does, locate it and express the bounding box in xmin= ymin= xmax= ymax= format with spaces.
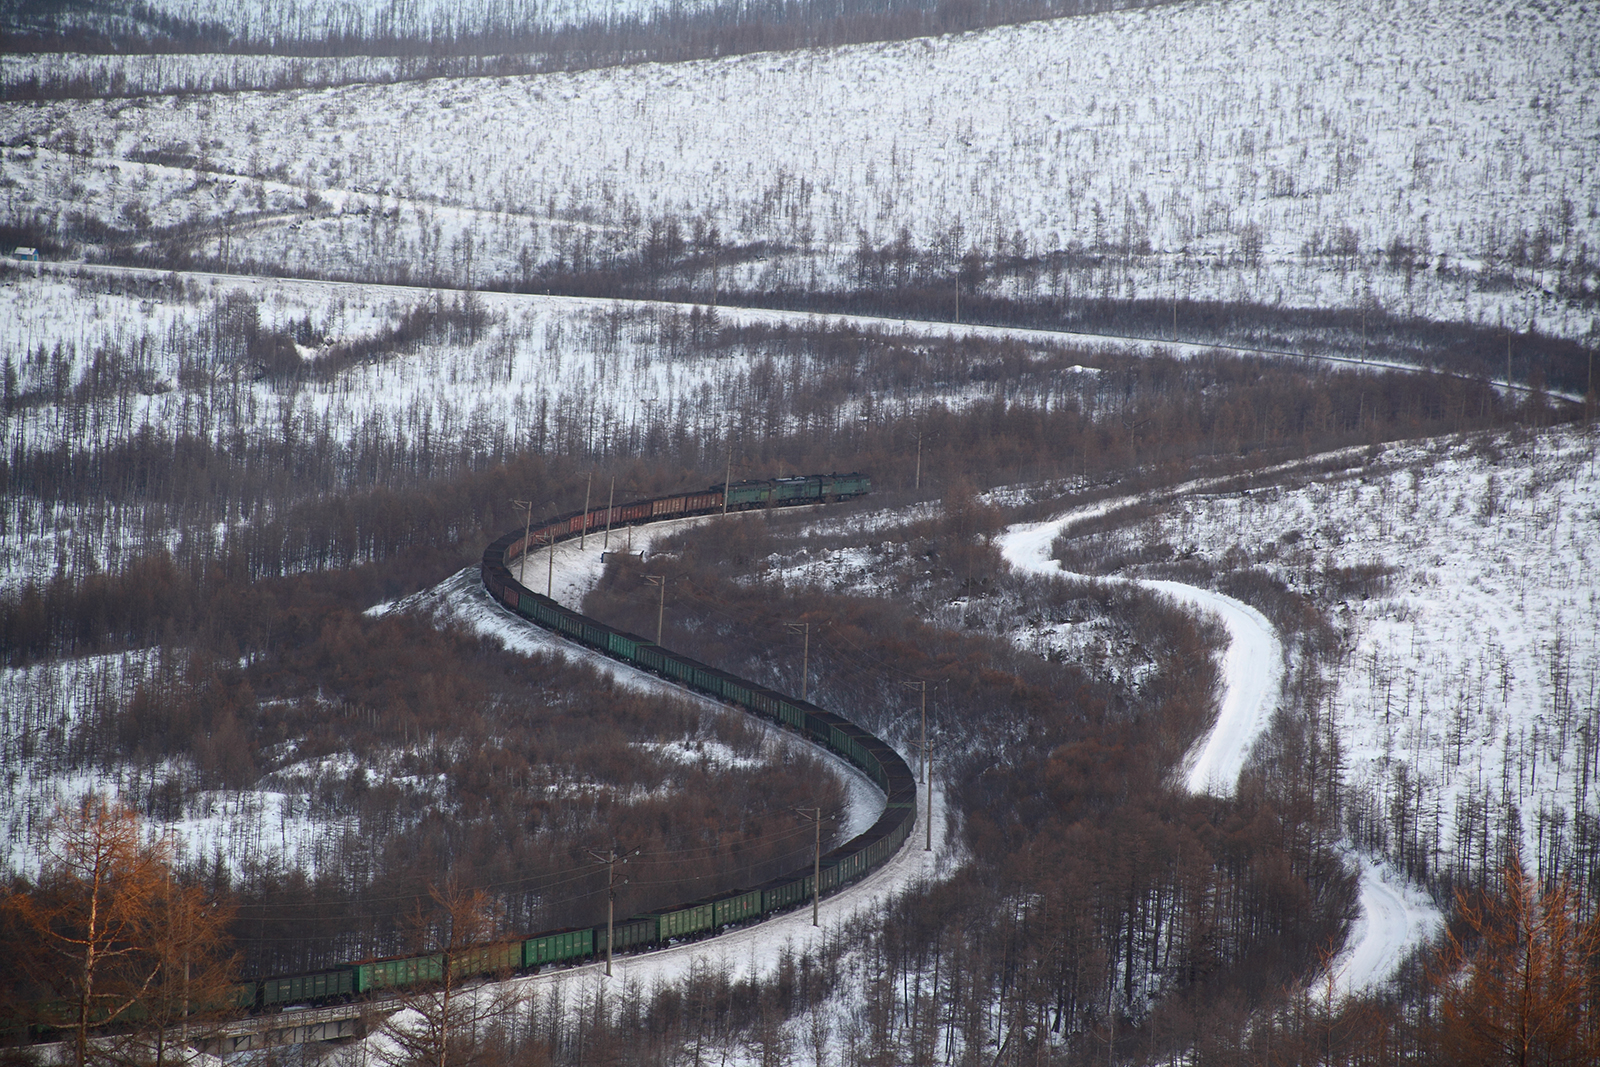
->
xmin=12 ymin=247 xmax=38 ymax=261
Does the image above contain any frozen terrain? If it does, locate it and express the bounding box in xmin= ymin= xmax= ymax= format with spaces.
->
xmin=1328 ymin=853 xmax=1443 ymax=998
xmin=998 ymin=502 xmax=1285 ymax=798
xmin=9 ymin=0 xmax=707 ymax=43
xmin=3 ymin=0 xmax=1595 ymax=336
xmin=999 ymin=424 xmax=1600 ymax=995
xmin=1127 ymin=425 xmax=1600 ymax=884
xmin=995 ymin=453 xmax=1455 ymax=997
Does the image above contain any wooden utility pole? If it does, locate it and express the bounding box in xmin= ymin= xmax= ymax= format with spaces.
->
xmin=723 ymin=448 xmax=733 ymax=514
xmin=580 ymin=471 xmax=592 ymax=549
xmin=904 ymin=680 xmax=932 ymax=851
xmin=545 ymin=527 xmax=555 ymax=598
xmin=585 ymin=845 xmax=639 ymax=977
xmin=793 ymin=808 xmax=825 ymax=926
xmin=512 ymin=499 xmax=534 ymax=586
xmin=786 ymin=622 xmax=811 ymax=702
xmin=603 ymin=475 xmax=616 ymax=549
xmin=645 ymin=575 xmax=666 ymax=644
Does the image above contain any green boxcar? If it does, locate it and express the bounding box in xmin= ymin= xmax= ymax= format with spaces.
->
xmin=260 ymin=969 xmax=354 ymax=1006
xmin=607 ymin=632 xmax=643 ymax=661
xmin=657 ymin=902 xmax=714 ymax=940
xmin=523 ymin=928 xmax=593 ymax=969
xmin=777 ymin=701 xmax=806 ymax=731
xmin=353 ymin=954 xmax=444 ymax=993
xmin=713 ymin=889 xmax=761 ymax=926
xmin=594 ymin=916 xmax=657 ymax=954
xmin=761 ymin=876 xmax=809 ymax=913
xmin=450 ymin=942 xmax=520 ymax=979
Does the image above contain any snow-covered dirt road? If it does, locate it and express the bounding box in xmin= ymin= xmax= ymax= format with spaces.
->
xmin=997 ymin=488 xmax=1437 ymax=996
xmin=997 ymin=510 xmax=1283 ymax=798
xmin=1328 ymin=854 xmax=1443 ymax=997
xmin=35 ymin=261 xmax=1573 ymax=400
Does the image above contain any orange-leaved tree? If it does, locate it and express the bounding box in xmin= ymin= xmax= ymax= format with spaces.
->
xmin=1432 ymin=852 xmax=1600 ymax=1067
xmin=2 ymin=794 xmax=234 ymax=1067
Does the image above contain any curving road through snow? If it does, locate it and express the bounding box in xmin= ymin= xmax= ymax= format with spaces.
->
xmin=390 ymin=488 xmax=1431 ymax=1003
xmin=998 ymin=497 xmax=1437 ymax=994
xmin=997 ymin=511 xmax=1282 ymax=797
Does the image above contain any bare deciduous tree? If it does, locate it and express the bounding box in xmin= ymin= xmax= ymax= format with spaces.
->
xmin=377 ymin=879 xmax=518 ymax=1067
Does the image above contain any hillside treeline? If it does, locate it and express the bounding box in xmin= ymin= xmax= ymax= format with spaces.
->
xmin=34 ymin=213 xmax=1588 ymax=397
xmin=0 ymin=297 xmax=1586 ymax=1058
xmin=570 ymin=494 xmax=1353 ymax=1061
xmin=3 ymin=0 xmax=1188 ymax=96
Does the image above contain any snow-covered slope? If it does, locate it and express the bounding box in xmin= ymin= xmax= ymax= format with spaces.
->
xmin=1130 ymin=426 xmax=1600 ymax=883
xmin=999 ymin=505 xmax=1284 ymax=797
xmin=1003 ymin=425 xmax=1598 ymax=995
xmin=4 ymin=0 xmax=1594 ymax=334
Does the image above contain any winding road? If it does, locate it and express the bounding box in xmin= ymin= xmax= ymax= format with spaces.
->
xmin=997 ymin=494 xmax=1437 ymax=994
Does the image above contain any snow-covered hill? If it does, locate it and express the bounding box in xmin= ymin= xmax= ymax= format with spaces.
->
xmin=3 ymin=0 xmax=1595 ymax=335
xmin=1069 ymin=425 xmax=1600 ymax=889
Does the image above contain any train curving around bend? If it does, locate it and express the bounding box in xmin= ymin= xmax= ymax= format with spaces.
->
xmin=253 ymin=473 xmax=913 ymax=1011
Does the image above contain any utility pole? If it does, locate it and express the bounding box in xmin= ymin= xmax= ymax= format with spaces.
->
xmin=723 ymin=447 xmax=733 ymax=514
xmin=512 ymin=499 xmax=534 ymax=586
xmin=645 ymin=575 xmax=666 ymax=644
xmin=905 ymin=679 xmax=932 ymax=851
xmin=546 ymin=526 xmax=555 ymax=598
xmin=786 ymin=622 xmax=811 ymax=702
xmin=604 ymin=475 xmax=616 ymax=549
xmin=580 ymin=471 xmax=592 ymax=550
xmin=585 ymin=845 xmax=640 ymax=977
xmin=794 ymin=808 xmax=826 ymax=926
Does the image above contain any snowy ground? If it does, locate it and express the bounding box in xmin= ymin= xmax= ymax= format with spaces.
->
xmin=1125 ymin=426 xmax=1600 ymax=885
xmin=337 ymin=511 xmax=957 ymax=1066
xmin=4 ymin=0 xmax=1594 ymax=336
xmin=9 ymin=254 xmax=1573 ymax=594
xmin=996 ymin=454 xmax=1454 ymax=998
xmin=998 ymin=504 xmax=1286 ymax=798
xmin=1327 ymin=854 xmax=1443 ymax=998
xmin=372 ymin=510 xmax=891 ymax=845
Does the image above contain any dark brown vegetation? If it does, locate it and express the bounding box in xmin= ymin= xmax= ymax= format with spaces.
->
xmin=1 ymin=279 xmax=1589 ymax=1061
xmin=1 ymin=0 xmax=1186 ymax=97
xmin=572 ymin=491 xmax=1355 ymax=1061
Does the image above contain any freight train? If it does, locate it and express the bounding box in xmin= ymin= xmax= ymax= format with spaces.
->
xmin=2 ymin=474 xmax=903 ymax=1040
xmin=235 ymin=474 xmax=908 ymax=1013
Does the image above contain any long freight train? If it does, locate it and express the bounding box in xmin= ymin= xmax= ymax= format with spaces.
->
xmin=240 ymin=473 xmax=909 ymax=1011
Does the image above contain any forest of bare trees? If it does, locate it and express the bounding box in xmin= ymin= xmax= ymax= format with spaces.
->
xmin=3 ymin=0 xmax=1599 ymax=1057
